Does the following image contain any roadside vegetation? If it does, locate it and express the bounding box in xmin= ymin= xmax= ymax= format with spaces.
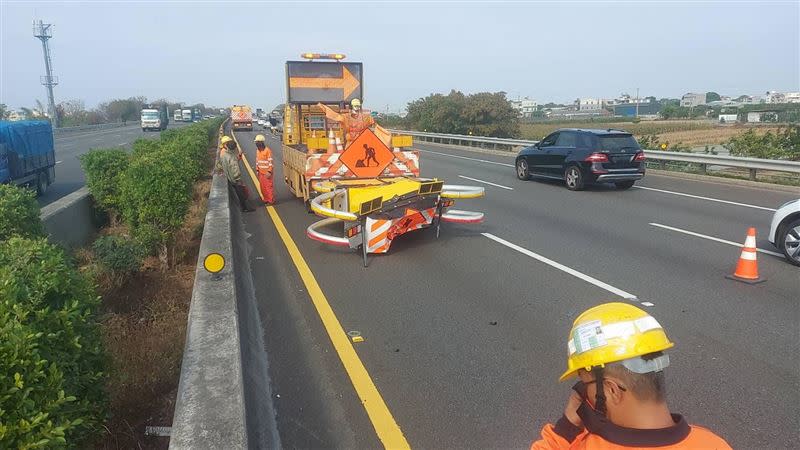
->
xmin=79 ymin=118 xmax=222 ymax=448
xmin=400 ymin=90 xmax=520 ymax=138
xmin=0 ymin=98 xmax=220 ymax=128
xmin=0 ymin=118 xmax=222 ymax=449
xmin=0 ymin=184 xmax=107 ymax=448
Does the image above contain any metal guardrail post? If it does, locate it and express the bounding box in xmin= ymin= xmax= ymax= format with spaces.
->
xmin=750 ymin=169 xmax=757 ymax=181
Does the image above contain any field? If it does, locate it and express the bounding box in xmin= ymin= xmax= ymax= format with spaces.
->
xmin=519 ymin=121 xmax=783 ymax=147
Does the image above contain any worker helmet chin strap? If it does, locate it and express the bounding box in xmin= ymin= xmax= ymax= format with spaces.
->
xmin=592 ymin=366 xmax=608 ymax=417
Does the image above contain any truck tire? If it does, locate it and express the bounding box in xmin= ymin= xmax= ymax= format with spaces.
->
xmin=36 ymin=171 xmax=48 ymax=196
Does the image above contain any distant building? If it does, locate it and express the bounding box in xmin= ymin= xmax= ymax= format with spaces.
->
xmin=718 ymin=114 xmax=738 ymax=123
xmin=510 ymin=97 xmax=537 ymax=118
xmin=576 ymin=98 xmax=603 ymax=111
xmin=764 ymin=91 xmax=786 ymax=104
xmin=613 ymin=102 xmax=661 ymax=117
xmin=784 ymin=92 xmax=800 ymax=103
xmin=747 ymin=110 xmax=779 ymax=123
xmin=680 ymin=93 xmax=706 ymax=107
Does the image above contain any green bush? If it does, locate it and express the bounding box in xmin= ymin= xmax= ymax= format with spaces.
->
xmin=0 ymin=237 xmax=106 ymax=448
xmin=119 ymin=152 xmax=194 ymax=267
xmin=79 ymin=149 xmax=130 ymax=220
xmin=92 ymin=235 xmax=143 ymax=278
xmin=726 ymin=125 xmax=800 ymax=160
xmin=0 ymin=184 xmax=45 ymax=240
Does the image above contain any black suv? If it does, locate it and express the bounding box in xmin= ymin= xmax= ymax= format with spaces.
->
xmin=515 ymin=128 xmax=645 ymax=190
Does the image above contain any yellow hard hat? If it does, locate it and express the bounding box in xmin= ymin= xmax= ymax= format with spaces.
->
xmin=254 ymin=134 xmax=266 ymax=143
xmin=559 ymin=302 xmax=674 ymax=381
xmin=220 ymin=136 xmax=233 ymax=145
xmin=351 ymin=98 xmax=361 ymax=108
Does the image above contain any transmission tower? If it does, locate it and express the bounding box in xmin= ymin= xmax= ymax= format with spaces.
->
xmin=33 ymin=20 xmax=59 ymax=127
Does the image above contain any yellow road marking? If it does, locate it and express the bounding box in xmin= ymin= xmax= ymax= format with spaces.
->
xmin=232 ymin=131 xmax=410 ymax=449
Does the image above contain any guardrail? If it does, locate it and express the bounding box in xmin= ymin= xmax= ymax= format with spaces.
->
xmin=393 ymin=129 xmax=800 ymax=180
xmin=53 ymin=121 xmax=139 ymax=135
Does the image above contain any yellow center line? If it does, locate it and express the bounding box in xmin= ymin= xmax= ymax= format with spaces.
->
xmin=231 ymin=131 xmax=410 ymax=450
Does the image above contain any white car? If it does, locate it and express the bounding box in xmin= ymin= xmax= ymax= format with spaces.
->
xmin=257 ymin=119 xmax=266 ymax=127
xmin=768 ymin=198 xmax=800 ymax=266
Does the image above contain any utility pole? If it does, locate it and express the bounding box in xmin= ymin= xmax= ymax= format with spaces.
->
xmin=33 ymin=19 xmax=59 ymax=127
xmin=635 ymin=87 xmax=640 ymax=119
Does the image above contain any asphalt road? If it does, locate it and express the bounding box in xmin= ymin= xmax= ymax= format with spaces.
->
xmin=233 ymin=128 xmax=799 ymax=449
xmin=40 ymin=122 xmax=188 ymax=206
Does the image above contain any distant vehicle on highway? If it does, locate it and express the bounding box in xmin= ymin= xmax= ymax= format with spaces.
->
xmin=768 ymin=199 xmax=800 ymax=266
xmin=0 ymin=120 xmax=55 ymax=195
xmin=181 ymin=109 xmax=192 ymax=122
xmin=515 ymin=128 xmax=645 ymax=190
xmin=140 ymin=105 xmax=168 ymax=131
xmin=257 ymin=119 xmax=266 ymax=127
xmin=230 ymin=105 xmax=253 ymax=131
xmin=174 ymin=109 xmax=183 ymax=122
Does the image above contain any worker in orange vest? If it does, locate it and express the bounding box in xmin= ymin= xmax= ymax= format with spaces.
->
xmin=254 ymin=134 xmax=274 ymax=205
xmin=531 ymin=303 xmax=731 ymax=450
xmin=317 ymin=98 xmax=376 ymax=146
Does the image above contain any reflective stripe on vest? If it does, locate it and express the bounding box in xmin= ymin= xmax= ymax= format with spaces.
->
xmin=256 ymin=148 xmax=273 ymax=171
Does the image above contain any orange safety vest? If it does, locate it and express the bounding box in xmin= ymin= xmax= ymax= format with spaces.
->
xmin=531 ymin=407 xmax=731 ymax=450
xmin=256 ymin=147 xmax=273 ymax=173
xmin=346 ymin=112 xmax=374 ymax=141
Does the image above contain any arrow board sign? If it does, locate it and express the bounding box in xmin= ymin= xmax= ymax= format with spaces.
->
xmin=286 ymin=61 xmax=363 ymax=104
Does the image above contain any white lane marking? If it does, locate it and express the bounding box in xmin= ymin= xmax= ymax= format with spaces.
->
xmin=634 ymin=186 xmax=777 ymax=212
xmin=649 ymin=223 xmax=784 ymax=257
xmin=640 ymin=302 xmax=655 ymax=307
xmin=418 ymin=149 xmax=514 ymax=168
xmin=55 ymin=160 xmax=62 ymax=164
xmin=458 ymin=175 xmax=513 ymax=190
xmin=118 ymin=142 xmax=128 ymax=146
xmin=482 ymin=233 xmax=639 ymax=300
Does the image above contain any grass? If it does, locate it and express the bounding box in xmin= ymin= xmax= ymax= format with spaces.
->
xmin=520 ymin=120 xmax=783 ymax=147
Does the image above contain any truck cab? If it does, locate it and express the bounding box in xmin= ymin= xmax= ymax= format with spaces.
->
xmin=141 ymin=109 xmax=163 ymax=131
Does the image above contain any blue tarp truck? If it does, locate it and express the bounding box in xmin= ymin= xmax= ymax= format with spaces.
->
xmin=0 ymin=120 xmax=56 ymax=195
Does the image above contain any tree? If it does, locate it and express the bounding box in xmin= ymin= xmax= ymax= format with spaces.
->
xmin=404 ymin=90 xmax=519 ymax=137
xmin=0 ymin=103 xmax=8 ymax=119
xmin=706 ymin=92 xmax=721 ymax=103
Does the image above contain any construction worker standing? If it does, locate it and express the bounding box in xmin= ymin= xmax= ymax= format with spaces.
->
xmin=317 ymin=98 xmax=376 ymax=146
xmin=531 ymin=303 xmax=731 ymax=450
xmin=217 ymin=135 xmax=254 ymax=212
xmin=254 ymin=134 xmax=275 ymax=205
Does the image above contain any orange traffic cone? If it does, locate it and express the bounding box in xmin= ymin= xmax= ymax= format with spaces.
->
xmin=726 ymin=227 xmax=765 ymax=284
xmin=326 ymin=129 xmax=337 ymax=154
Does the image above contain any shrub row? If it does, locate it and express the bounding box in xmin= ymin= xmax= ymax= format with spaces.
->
xmin=0 ymin=186 xmax=106 ymax=447
xmin=81 ymin=119 xmax=222 ymax=270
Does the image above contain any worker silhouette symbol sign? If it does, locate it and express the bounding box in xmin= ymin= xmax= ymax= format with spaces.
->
xmin=340 ymin=128 xmax=394 ymax=178
xmin=355 ymin=144 xmax=380 ymax=168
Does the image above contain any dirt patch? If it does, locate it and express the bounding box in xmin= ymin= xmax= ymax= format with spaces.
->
xmin=94 ymin=164 xmax=214 ymax=449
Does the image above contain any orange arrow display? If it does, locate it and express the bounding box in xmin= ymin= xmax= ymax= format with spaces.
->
xmin=289 ymin=65 xmax=360 ymax=99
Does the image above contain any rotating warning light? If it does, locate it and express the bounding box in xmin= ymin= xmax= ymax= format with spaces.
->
xmin=203 ymin=253 xmax=225 ymax=274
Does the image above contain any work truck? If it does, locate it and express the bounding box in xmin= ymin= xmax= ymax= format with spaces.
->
xmin=277 ymin=53 xmax=484 ymax=264
xmin=230 ymin=105 xmax=253 ymax=131
xmin=0 ymin=120 xmax=55 ymax=195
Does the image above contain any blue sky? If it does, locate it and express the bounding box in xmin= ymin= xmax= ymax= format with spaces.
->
xmin=2 ymin=1 xmax=798 ymax=113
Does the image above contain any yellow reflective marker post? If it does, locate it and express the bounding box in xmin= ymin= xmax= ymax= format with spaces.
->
xmin=203 ymin=253 xmax=225 ymax=273
xmin=660 ymin=142 xmax=668 ymax=150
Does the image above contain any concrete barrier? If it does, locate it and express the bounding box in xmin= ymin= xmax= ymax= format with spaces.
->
xmin=53 ymin=122 xmax=138 ymax=135
xmin=170 ymin=122 xmax=279 ymax=449
xmin=40 ymin=187 xmax=101 ymax=248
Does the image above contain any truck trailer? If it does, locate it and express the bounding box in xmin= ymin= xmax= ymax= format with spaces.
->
xmin=230 ymin=105 xmax=253 ymax=131
xmin=0 ymin=120 xmax=56 ymax=195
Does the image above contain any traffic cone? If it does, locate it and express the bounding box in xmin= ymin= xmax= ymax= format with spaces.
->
xmin=334 ymin=132 xmax=344 ymax=152
xmin=725 ymin=227 xmax=765 ymax=284
xmin=326 ymin=129 xmax=337 ymax=154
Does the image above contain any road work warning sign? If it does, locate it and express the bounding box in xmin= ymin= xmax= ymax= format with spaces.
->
xmin=339 ymin=129 xmax=394 ymax=178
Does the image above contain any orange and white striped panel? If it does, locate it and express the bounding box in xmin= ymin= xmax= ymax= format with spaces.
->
xmin=366 ymin=218 xmax=392 ymax=253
